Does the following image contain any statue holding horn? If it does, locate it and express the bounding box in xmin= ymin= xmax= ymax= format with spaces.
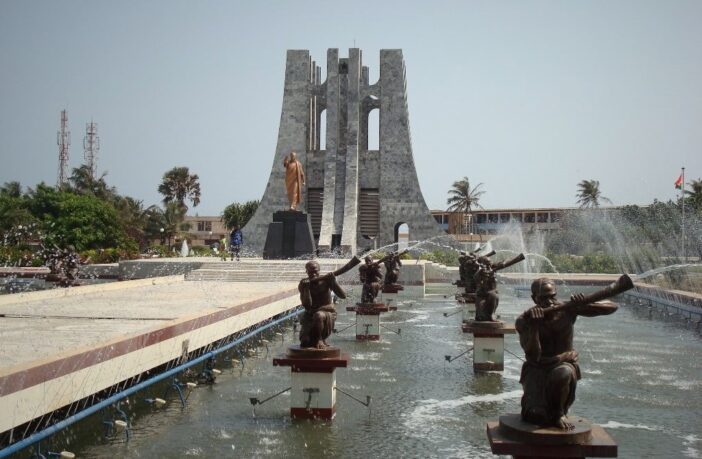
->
xmin=516 ymin=275 xmax=633 ymax=430
xmin=298 ymin=256 xmax=361 ymax=349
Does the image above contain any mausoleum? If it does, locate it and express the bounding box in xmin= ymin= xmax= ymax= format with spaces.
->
xmin=244 ymin=48 xmax=444 ymax=255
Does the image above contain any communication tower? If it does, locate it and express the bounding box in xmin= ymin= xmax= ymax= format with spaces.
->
xmin=83 ymin=121 xmax=100 ymax=178
xmin=57 ymin=110 xmax=71 ymax=186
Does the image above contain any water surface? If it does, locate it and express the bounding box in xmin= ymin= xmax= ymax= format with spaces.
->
xmin=68 ymin=285 xmax=702 ymax=458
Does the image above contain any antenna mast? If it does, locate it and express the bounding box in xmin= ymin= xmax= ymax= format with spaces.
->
xmin=83 ymin=120 xmax=100 ymax=178
xmin=57 ymin=110 xmax=71 ymax=186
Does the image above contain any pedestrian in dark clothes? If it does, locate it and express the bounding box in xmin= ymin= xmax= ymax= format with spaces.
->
xmin=229 ymin=226 xmax=243 ymax=261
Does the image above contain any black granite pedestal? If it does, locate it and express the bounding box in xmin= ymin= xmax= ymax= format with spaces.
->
xmin=263 ymin=211 xmax=316 ymax=259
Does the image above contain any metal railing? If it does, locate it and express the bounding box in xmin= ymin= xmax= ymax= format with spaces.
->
xmin=0 ymin=308 xmax=302 ymax=458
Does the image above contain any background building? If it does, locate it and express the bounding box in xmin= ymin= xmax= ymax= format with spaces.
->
xmin=183 ymin=216 xmax=228 ymax=247
xmin=432 ymin=206 xmax=622 ymax=239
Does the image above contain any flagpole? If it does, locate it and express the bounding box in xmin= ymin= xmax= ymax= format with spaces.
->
xmin=682 ymin=166 xmax=685 ymax=261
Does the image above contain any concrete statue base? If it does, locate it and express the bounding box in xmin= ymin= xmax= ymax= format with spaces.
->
xmin=346 ymin=303 xmax=397 ymax=340
xmin=462 ymin=321 xmax=516 ymax=372
xmin=273 ymin=346 xmax=350 ymax=420
xmin=263 ymin=210 xmax=315 ymax=259
xmin=381 ymin=284 xmax=403 ymax=308
xmin=487 ymin=414 xmax=617 ymax=458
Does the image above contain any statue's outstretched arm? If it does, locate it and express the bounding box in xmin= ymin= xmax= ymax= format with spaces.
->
xmin=573 ymin=299 xmax=618 ymax=317
xmin=330 ymin=275 xmax=347 ymax=299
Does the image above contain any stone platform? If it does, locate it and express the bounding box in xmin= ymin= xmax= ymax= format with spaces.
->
xmin=462 ymin=320 xmax=516 ymax=335
xmin=487 ymin=414 xmax=618 ymax=458
xmin=0 ymin=276 xmax=299 ymax=437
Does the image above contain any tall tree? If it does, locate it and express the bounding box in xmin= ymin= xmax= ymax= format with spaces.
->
xmin=26 ymin=184 xmax=132 ymax=251
xmin=446 ymin=177 xmax=485 ymax=233
xmin=222 ymin=200 xmax=260 ymax=230
xmin=114 ymin=196 xmax=148 ymax=249
xmin=576 ymin=179 xmax=611 ymax=208
xmin=685 ymin=178 xmax=702 ymax=211
xmin=0 ymin=182 xmax=33 ymax=237
xmin=0 ymin=181 xmax=22 ymax=198
xmin=158 ymin=167 xmax=201 ymax=213
xmin=143 ymin=203 xmax=186 ymax=249
xmin=67 ymin=165 xmax=116 ymax=201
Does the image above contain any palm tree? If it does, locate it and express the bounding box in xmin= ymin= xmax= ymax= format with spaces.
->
xmin=684 ymin=178 xmax=702 ymax=211
xmin=68 ymin=165 xmax=116 ymax=201
xmin=576 ymin=179 xmax=611 ymax=208
xmin=114 ymin=196 xmax=148 ymax=248
xmin=143 ymin=203 xmax=185 ymax=249
xmin=446 ymin=177 xmax=485 ymax=234
xmin=0 ymin=181 xmax=22 ymax=198
xmin=158 ymin=167 xmax=201 ymax=213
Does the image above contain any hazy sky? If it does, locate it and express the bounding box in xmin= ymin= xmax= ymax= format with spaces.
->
xmin=1 ymin=1 xmax=701 ymax=215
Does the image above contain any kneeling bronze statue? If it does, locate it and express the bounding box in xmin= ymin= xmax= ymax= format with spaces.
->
xmin=474 ymin=253 xmax=525 ymax=321
xmin=298 ymin=256 xmax=360 ymax=349
xmin=516 ymin=275 xmax=633 ymax=430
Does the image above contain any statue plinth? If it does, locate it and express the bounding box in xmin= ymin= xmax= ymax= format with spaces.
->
xmin=382 ymin=284 xmax=404 ymax=294
xmin=381 ymin=285 xmax=402 ymax=309
xmin=346 ymin=303 xmax=396 ymax=340
xmin=273 ymin=345 xmax=349 ymax=370
xmin=273 ymin=347 xmax=350 ymax=421
xmin=263 ymin=210 xmax=315 ymax=259
xmin=487 ymin=414 xmax=617 ymax=458
xmin=347 ymin=303 xmax=396 ymax=314
xmin=462 ymin=321 xmax=516 ymax=372
xmin=284 ymin=345 xmax=341 ymax=359
xmin=462 ymin=320 xmax=515 ymax=334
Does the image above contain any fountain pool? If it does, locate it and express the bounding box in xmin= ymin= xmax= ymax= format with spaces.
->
xmin=43 ymin=285 xmax=702 ymax=459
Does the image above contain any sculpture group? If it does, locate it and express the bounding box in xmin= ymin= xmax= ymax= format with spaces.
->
xmin=359 ymin=251 xmax=405 ymax=304
xmin=294 ymin=250 xmax=407 ymax=349
xmin=277 ymin=155 xmax=635 ymax=454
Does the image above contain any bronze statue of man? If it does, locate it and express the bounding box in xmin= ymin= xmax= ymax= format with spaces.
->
xmin=283 ymin=151 xmax=305 ymax=210
xmin=458 ymin=252 xmax=478 ymax=290
xmin=516 ymin=278 xmax=620 ymax=430
xmin=298 ymin=260 xmax=346 ymax=349
xmin=474 ymin=253 xmax=525 ymax=321
xmin=382 ymin=251 xmax=404 ymax=287
xmin=359 ymin=255 xmax=385 ymax=303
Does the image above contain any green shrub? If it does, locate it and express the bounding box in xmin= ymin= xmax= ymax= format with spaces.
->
xmin=190 ymin=246 xmax=213 ymax=256
xmin=419 ymin=250 xmax=460 ymax=266
xmin=80 ymin=247 xmax=139 ymax=264
xmin=0 ymin=246 xmax=38 ymax=267
xmin=545 ymin=251 xmax=618 ymax=274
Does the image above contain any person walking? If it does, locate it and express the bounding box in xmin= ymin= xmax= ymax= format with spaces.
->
xmin=219 ymin=234 xmax=228 ymax=261
xmin=229 ymin=226 xmax=243 ymax=261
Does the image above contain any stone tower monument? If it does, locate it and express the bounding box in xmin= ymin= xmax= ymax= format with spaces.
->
xmin=244 ymin=48 xmax=444 ymax=255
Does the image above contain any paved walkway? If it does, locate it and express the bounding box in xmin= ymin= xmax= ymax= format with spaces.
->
xmin=0 ymin=275 xmax=299 ymax=437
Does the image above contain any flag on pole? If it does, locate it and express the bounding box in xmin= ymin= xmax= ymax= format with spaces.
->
xmin=674 ymin=174 xmax=683 ymax=190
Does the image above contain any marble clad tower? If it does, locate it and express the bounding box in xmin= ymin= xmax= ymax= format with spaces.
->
xmin=244 ymin=48 xmax=444 ymax=255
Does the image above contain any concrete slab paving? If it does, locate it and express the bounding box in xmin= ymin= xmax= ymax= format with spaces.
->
xmin=0 ymin=276 xmax=299 ymax=436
